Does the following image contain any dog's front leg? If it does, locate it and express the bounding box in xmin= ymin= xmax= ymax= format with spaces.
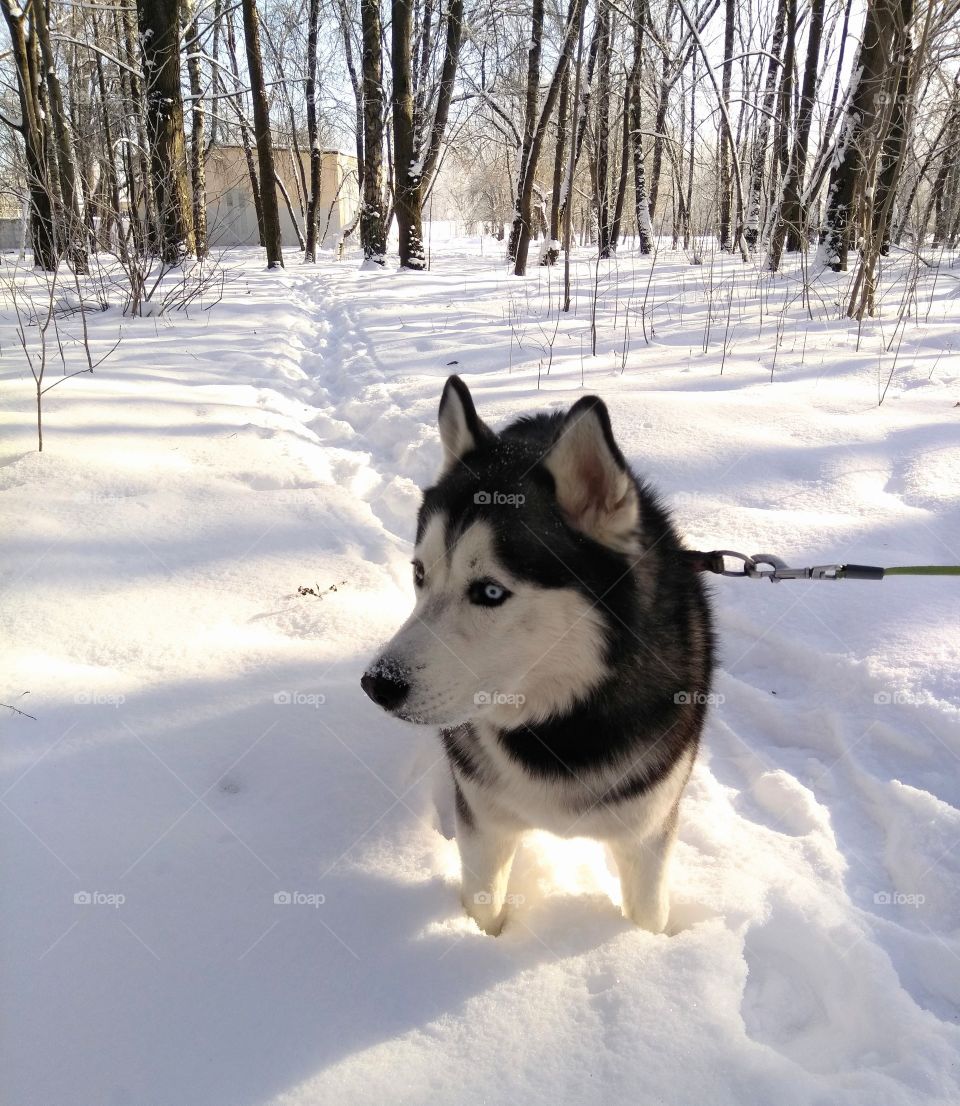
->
xmin=608 ymin=821 xmax=676 ymax=934
xmin=456 ymin=808 xmax=520 ymax=937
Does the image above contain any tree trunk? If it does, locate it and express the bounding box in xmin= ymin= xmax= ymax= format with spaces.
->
xmin=873 ymin=0 xmax=914 ymax=254
xmin=593 ymin=0 xmax=613 ymax=257
xmin=34 ymin=0 xmax=88 ymax=271
xmin=821 ymin=0 xmax=902 ymax=271
xmin=543 ymin=65 xmax=570 ymax=266
xmin=2 ymin=0 xmax=56 ymax=269
xmin=609 ymin=76 xmax=631 ymax=253
xmin=648 ymin=0 xmax=676 ymax=218
xmin=767 ymin=0 xmax=796 ymax=243
xmin=117 ymin=5 xmax=156 ymax=255
xmin=630 ymin=0 xmax=653 ymax=253
xmin=224 ymin=7 xmax=264 ymax=246
xmin=391 ymin=0 xmax=464 ymax=269
xmin=304 ymin=0 xmax=323 ymax=261
xmin=93 ymin=55 xmax=121 ymax=251
xmin=513 ymin=0 xmax=583 ymax=276
xmin=241 ymin=0 xmax=283 ymax=267
xmin=744 ymin=0 xmax=786 ymax=247
xmin=771 ymin=0 xmax=825 ymax=265
xmin=717 ymin=0 xmax=735 ymax=248
xmin=507 ymin=0 xmax=545 ymax=264
xmin=335 ymin=0 xmax=365 ymax=196
xmin=359 ymin=0 xmax=387 ymax=263
xmin=137 ymin=0 xmax=195 ymax=261
xmin=182 ymin=0 xmax=208 ymax=258
xmin=559 ymin=10 xmax=604 ymax=230
xmin=803 ymin=0 xmax=856 ymax=206
xmin=391 ymin=0 xmax=424 ymax=268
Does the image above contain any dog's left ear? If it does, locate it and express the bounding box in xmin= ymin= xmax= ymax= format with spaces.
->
xmin=438 ymin=375 xmax=492 ymax=474
xmin=543 ymin=396 xmax=640 ymax=551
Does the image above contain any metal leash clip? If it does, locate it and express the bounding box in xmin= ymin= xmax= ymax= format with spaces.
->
xmin=714 ymin=550 xmax=758 ymax=577
xmin=747 ymin=554 xmax=844 ymax=582
xmin=708 ymin=550 xmax=848 ymax=582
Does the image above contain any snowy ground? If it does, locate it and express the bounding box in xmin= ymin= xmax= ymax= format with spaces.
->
xmin=2 ymin=238 xmax=960 ymax=1105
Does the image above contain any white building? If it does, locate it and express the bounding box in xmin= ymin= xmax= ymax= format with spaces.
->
xmin=205 ymin=146 xmax=359 ymax=251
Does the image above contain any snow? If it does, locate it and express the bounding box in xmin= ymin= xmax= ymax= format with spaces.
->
xmin=2 ymin=238 xmax=959 ymax=1106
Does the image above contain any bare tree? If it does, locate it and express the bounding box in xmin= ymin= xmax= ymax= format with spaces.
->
xmin=304 ymin=0 xmax=324 ymax=261
xmin=241 ymin=0 xmax=283 ymax=267
xmin=630 ymin=0 xmax=653 ymax=253
xmin=506 ymin=0 xmax=545 ymax=265
xmin=1 ymin=0 xmax=56 ymax=268
xmin=391 ymin=0 xmax=464 ymax=269
xmin=717 ymin=0 xmax=735 ymax=249
xmin=137 ymin=0 xmax=195 ymax=260
xmin=592 ymin=0 xmax=613 ymax=257
xmin=768 ymin=0 xmax=826 ymax=270
xmin=511 ymin=0 xmax=583 ymax=276
xmin=182 ymin=0 xmax=208 ymax=258
xmin=744 ymin=0 xmax=786 ymax=248
xmin=821 ymin=0 xmax=904 ymax=271
xmin=359 ymin=0 xmax=387 ymax=262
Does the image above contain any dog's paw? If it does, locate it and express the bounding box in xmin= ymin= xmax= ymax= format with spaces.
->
xmin=622 ymin=900 xmax=670 ymax=934
xmin=462 ymin=895 xmax=507 ymax=936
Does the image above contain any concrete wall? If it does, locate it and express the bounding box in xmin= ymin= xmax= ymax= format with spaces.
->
xmin=0 ymin=217 xmax=24 ymax=251
xmin=205 ymin=147 xmax=359 ymax=251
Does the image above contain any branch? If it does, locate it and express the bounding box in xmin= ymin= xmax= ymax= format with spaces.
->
xmin=0 ymin=108 xmax=23 ymax=132
xmin=39 ymin=365 xmax=94 ymax=396
xmin=50 ymin=33 xmax=142 ymax=76
xmin=1 ymin=701 xmax=36 ymax=720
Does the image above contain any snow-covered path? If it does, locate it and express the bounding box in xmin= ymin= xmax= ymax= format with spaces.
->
xmin=2 ymin=245 xmax=959 ymax=1105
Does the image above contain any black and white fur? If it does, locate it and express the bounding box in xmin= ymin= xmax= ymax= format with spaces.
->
xmin=362 ymin=376 xmax=715 ymax=935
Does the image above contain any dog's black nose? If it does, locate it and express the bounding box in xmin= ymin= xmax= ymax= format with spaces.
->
xmin=361 ymin=665 xmax=409 ymax=711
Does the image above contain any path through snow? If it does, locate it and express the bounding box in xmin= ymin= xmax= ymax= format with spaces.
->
xmin=2 ymin=245 xmax=959 ymax=1105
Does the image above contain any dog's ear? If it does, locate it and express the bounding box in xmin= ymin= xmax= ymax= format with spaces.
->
xmin=543 ymin=396 xmax=640 ymax=551
xmin=438 ymin=375 xmax=491 ymax=474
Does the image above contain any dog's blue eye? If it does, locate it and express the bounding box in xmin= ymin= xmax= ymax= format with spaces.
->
xmin=469 ymin=579 xmax=511 ymax=607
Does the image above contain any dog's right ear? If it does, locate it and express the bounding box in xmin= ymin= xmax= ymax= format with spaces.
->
xmin=543 ymin=395 xmax=640 ymax=552
xmin=438 ymin=376 xmax=491 ymax=474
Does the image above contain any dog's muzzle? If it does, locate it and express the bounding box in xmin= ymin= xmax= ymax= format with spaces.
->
xmin=360 ymin=659 xmax=410 ymax=713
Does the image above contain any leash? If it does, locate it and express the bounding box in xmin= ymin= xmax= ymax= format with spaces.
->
xmin=683 ymin=549 xmax=960 ymax=582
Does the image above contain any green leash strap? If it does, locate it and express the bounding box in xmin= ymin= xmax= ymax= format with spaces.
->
xmin=882 ymin=566 xmax=960 ymax=577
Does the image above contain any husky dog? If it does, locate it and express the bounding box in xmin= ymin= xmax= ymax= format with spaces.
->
xmin=361 ymin=376 xmax=714 ymax=935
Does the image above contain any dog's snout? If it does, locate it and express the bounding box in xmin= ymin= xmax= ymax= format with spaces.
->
xmin=361 ymin=661 xmax=410 ymax=712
